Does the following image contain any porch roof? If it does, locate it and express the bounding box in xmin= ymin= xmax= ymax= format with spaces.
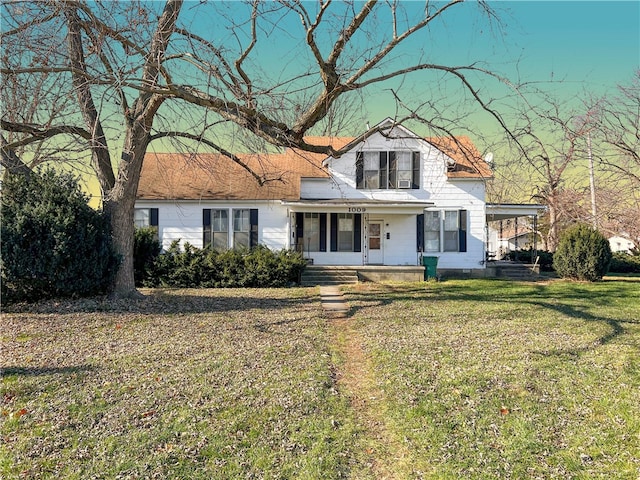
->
xmin=282 ymin=198 xmax=433 ymax=214
xmin=486 ymin=203 xmax=546 ymax=221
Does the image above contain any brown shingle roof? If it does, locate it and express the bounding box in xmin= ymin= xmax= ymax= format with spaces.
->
xmin=426 ymin=136 xmax=493 ymax=179
xmin=137 ymin=136 xmax=491 ymax=200
xmin=137 ymin=148 xmax=329 ymax=201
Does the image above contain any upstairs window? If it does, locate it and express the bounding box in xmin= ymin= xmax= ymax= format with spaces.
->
xmin=356 ymin=151 xmax=420 ymax=190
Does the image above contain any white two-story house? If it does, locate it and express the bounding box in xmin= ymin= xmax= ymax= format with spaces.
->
xmin=136 ymin=118 xmax=518 ymax=279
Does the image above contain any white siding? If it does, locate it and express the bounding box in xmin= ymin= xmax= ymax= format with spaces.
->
xmin=135 ymin=200 xmax=290 ymax=251
xmin=136 ymin=123 xmax=490 ymax=271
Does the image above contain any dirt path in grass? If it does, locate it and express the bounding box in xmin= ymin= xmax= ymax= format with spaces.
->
xmin=329 ymin=316 xmax=413 ymax=479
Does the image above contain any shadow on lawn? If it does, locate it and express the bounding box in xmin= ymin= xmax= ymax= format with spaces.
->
xmin=2 ymin=288 xmax=321 ymax=316
xmin=2 ymin=365 xmax=96 ymax=377
xmin=344 ymin=280 xmax=637 ymax=353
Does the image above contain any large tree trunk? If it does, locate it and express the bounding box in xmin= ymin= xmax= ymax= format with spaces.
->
xmin=106 ymin=126 xmax=151 ymax=298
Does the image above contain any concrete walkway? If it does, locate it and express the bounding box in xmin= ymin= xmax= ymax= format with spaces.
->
xmin=319 ymin=285 xmax=349 ymax=318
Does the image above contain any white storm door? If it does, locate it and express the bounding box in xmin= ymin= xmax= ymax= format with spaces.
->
xmin=367 ymin=220 xmax=384 ymax=265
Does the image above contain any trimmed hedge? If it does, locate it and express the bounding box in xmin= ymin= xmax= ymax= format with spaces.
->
xmin=553 ymin=224 xmax=612 ymax=281
xmin=609 ymin=252 xmax=640 ymax=274
xmin=140 ymin=242 xmax=306 ymax=288
xmin=1 ymin=168 xmax=119 ymax=302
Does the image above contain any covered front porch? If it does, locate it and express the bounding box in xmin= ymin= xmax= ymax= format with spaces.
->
xmin=283 ymin=199 xmax=432 ymax=267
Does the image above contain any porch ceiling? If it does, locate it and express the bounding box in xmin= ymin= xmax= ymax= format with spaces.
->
xmin=282 ymin=199 xmax=433 ymax=214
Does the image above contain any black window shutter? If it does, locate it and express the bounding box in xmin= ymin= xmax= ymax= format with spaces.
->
xmin=412 ymin=151 xmax=420 ymax=189
xmin=295 ymin=212 xmax=304 ymax=241
xmin=203 ymin=209 xmax=211 ymax=248
xmin=389 ymin=151 xmax=397 ymax=188
xmin=250 ymin=208 xmax=259 ymax=248
xmin=356 ymin=151 xmax=364 ymax=189
xmin=319 ymin=213 xmax=327 ymax=252
xmin=150 ymin=208 xmax=159 ymax=226
xmin=353 ymin=214 xmax=362 ymax=252
xmin=379 ymin=152 xmax=388 ymax=189
xmin=459 ymin=209 xmax=467 ymax=252
xmin=417 ymin=214 xmax=424 ymax=252
xmin=330 ymin=213 xmax=338 ymax=251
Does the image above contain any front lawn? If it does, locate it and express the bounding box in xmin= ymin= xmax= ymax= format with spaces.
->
xmin=2 ymin=280 xmax=639 ymax=479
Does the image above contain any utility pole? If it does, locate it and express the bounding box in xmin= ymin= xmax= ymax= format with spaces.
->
xmin=587 ymin=130 xmax=597 ymax=229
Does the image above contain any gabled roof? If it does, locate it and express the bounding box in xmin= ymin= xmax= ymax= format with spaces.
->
xmin=137 ymin=122 xmax=491 ymax=201
xmin=319 ymin=118 xmax=492 ymax=179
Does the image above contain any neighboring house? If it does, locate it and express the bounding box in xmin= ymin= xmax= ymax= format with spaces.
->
xmin=135 ymin=118 xmax=540 ymax=276
xmin=608 ymin=235 xmax=636 ymax=253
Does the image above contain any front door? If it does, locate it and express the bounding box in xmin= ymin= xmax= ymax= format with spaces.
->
xmin=367 ymin=220 xmax=384 ymax=264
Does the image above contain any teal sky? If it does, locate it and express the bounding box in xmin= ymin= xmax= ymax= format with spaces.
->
xmin=180 ymin=0 xmax=639 ymax=138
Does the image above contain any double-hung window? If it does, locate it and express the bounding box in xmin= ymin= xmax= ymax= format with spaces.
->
xmin=419 ymin=210 xmax=467 ymax=253
xmin=329 ymin=213 xmax=362 ymax=252
xmin=357 ymin=151 xmax=420 ymax=189
xmin=134 ymin=208 xmax=158 ymax=230
xmin=364 ymin=152 xmax=381 ymax=189
xmin=337 ymin=213 xmax=354 ymax=251
xmin=211 ymin=209 xmax=229 ymax=250
xmin=424 ymin=211 xmax=441 ymax=252
xmin=303 ymin=213 xmax=320 ymax=251
xmin=204 ymin=208 xmax=258 ymax=250
xmin=233 ymin=209 xmax=251 ymax=249
xmin=443 ymin=211 xmax=460 ymax=252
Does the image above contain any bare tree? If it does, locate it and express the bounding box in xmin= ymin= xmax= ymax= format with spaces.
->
xmin=595 ymin=71 xmax=640 ymax=186
xmin=2 ymin=0 xmax=519 ymax=297
xmin=496 ymin=95 xmax=601 ymax=251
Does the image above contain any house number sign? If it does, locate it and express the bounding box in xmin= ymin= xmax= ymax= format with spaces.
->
xmin=348 ymin=207 xmax=367 ymax=213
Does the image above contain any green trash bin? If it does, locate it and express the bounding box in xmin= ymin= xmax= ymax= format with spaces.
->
xmin=423 ymin=256 xmax=439 ymax=280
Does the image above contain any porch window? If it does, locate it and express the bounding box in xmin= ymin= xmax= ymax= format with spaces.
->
xmin=303 ymin=213 xmax=320 ymax=251
xmin=338 ymin=213 xmax=354 ymax=251
xmin=356 ymin=151 xmax=420 ymax=189
xmin=330 ymin=213 xmax=362 ymax=252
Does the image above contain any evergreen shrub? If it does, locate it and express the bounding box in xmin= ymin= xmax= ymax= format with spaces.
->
xmin=608 ymin=252 xmax=640 ymax=274
xmin=553 ymin=224 xmax=612 ymax=281
xmin=144 ymin=242 xmax=305 ymax=288
xmin=133 ymin=227 xmax=162 ymax=286
xmin=1 ymin=168 xmax=119 ymax=302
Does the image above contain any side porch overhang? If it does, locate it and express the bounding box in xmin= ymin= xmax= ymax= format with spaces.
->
xmin=485 ymin=203 xmax=546 ymax=259
xmin=486 ymin=203 xmax=546 ymax=221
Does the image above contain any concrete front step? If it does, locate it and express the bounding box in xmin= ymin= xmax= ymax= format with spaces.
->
xmin=300 ymin=268 xmax=359 ymax=286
